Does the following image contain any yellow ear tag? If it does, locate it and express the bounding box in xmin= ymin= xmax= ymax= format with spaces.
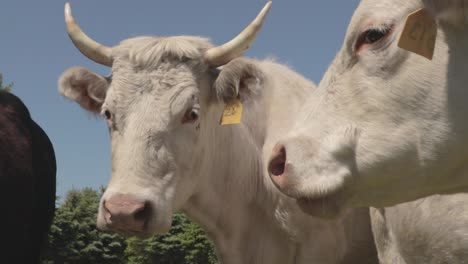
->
xmin=220 ymin=99 xmax=243 ymax=125
xmin=398 ymin=8 xmax=437 ymax=60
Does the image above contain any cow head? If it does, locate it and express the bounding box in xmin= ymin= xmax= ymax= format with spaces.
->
xmin=59 ymin=2 xmax=271 ymax=237
xmin=268 ymin=0 xmax=468 ymax=218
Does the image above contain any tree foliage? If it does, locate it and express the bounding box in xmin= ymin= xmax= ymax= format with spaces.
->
xmin=42 ymin=188 xmax=127 ymax=264
xmin=125 ymin=214 xmax=217 ymax=264
xmin=0 ymin=73 xmax=13 ymax=92
xmin=42 ymin=188 xmax=217 ymax=264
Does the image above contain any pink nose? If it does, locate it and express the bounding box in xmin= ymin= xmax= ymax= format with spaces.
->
xmin=268 ymin=144 xmax=289 ymax=188
xmin=103 ymin=194 xmax=150 ymax=233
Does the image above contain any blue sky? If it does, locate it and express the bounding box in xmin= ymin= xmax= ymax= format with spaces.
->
xmin=0 ymin=0 xmax=359 ymax=199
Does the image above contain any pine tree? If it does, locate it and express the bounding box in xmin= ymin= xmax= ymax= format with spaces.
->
xmin=42 ymin=188 xmax=127 ymax=264
xmin=125 ymin=214 xmax=217 ymax=264
xmin=42 ymin=188 xmax=218 ymax=264
xmin=0 ymin=73 xmax=13 ymax=92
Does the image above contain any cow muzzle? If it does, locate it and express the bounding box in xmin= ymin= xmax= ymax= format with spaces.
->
xmin=268 ymin=132 xmax=357 ymax=218
xmin=101 ymin=194 xmax=151 ymax=234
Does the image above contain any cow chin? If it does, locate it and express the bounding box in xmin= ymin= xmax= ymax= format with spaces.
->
xmin=295 ymin=186 xmax=348 ymax=219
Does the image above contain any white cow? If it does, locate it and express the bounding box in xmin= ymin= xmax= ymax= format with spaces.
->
xmin=268 ymin=0 xmax=468 ymax=214
xmin=267 ymin=0 xmax=468 ymax=263
xmin=58 ymin=3 xmax=378 ymax=264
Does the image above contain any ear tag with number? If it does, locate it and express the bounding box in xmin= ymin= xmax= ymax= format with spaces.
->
xmin=398 ymin=8 xmax=437 ymax=60
xmin=220 ymin=98 xmax=243 ymax=125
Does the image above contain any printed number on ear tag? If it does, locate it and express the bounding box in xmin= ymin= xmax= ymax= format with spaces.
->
xmin=398 ymin=8 xmax=437 ymax=60
xmin=220 ymin=99 xmax=243 ymax=125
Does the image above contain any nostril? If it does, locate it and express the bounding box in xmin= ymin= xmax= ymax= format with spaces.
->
xmin=269 ymin=145 xmax=286 ymax=177
xmin=134 ymin=202 xmax=151 ymax=223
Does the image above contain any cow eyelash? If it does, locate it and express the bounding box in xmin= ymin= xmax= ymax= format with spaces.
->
xmin=355 ymin=25 xmax=392 ymax=53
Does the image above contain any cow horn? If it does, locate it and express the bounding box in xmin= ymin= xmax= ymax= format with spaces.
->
xmin=204 ymin=1 xmax=272 ymax=67
xmin=64 ymin=2 xmax=113 ymax=66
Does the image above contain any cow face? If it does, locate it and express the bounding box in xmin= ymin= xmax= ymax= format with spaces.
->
xmin=59 ymin=38 xmax=265 ymax=236
xmin=268 ymin=0 xmax=468 ymax=217
xmin=59 ymin=3 xmax=271 ymax=237
xmin=60 ymin=37 xmax=215 ymax=235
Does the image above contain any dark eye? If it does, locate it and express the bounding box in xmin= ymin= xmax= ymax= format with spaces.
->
xmin=355 ymin=26 xmax=392 ymax=53
xmin=182 ymin=108 xmax=199 ymax=124
xmin=104 ymin=110 xmax=112 ymax=120
xmin=364 ymin=29 xmax=388 ymax=44
xmin=190 ymin=110 xmax=199 ymax=120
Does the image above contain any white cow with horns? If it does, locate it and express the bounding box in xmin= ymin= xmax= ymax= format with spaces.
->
xmin=58 ymin=2 xmax=378 ymax=264
xmin=268 ymin=0 xmax=468 ymax=263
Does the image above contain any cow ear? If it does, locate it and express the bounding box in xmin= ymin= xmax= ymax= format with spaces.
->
xmin=58 ymin=67 xmax=110 ymax=114
xmin=213 ymin=58 xmax=265 ymax=103
xmin=423 ymin=0 xmax=468 ymax=26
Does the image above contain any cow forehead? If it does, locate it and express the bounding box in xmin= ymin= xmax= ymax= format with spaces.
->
xmin=106 ymin=64 xmax=199 ymax=109
xmin=114 ymin=36 xmax=213 ymax=70
xmin=104 ymin=36 xmax=213 ymax=106
xmin=106 ymin=36 xmax=211 ymax=101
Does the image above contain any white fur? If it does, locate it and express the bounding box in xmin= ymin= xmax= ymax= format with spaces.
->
xmin=59 ymin=36 xmax=378 ymax=263
xmin=271 ymin=0 xmax=468 ymax=263
xmin=423 ymin=0 xmax=468 ymax=26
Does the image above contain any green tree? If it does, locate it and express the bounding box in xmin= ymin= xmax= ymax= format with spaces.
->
xmin=43 ymin=187 xmax=217 ymax=264
xmin=0 ymin=73 xmax=13 ymax=92
xmin=125 ymin=214 xmax=217 ymax=264
xmin=42 ymin=188 xmax=127 ymax=264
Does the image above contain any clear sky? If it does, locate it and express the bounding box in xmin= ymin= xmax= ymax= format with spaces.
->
xmin=0 ymin=0 xmax=360 ymax=199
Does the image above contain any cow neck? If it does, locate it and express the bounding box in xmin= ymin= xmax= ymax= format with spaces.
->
xmin=182 ymin=102 xmax=296 ymax=264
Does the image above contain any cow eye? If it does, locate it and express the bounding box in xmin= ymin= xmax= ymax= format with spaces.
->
xmin=364 ymin=29 xmax=388 ymax=44
xmin=355 ymin=26 xmax=392 ymax=53
xmin=103 ymin=110 xmax=112 ymax=120
xmin=182 ymin=108 xmax=199 ymax=124
xmin=190 ymin=110 xmax=199 ymax=120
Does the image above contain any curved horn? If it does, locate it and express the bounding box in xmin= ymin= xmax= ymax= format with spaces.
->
xmin=64 ymin=2 xmax=113 ymax=66
xmin=204 ymin=1 xmax=272 ymax=67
